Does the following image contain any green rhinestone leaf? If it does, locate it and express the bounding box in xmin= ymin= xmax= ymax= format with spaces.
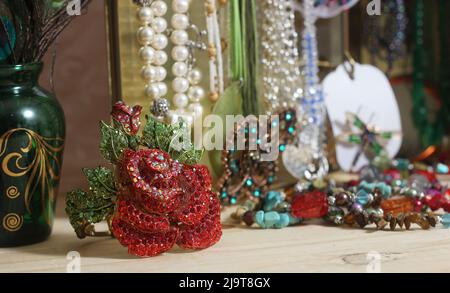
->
xmin=82 ymin=167 xmax=116 ymax=200
xmin=65 ymin=188 xmax=115 ymax=238
xmin=99 ymin=121 xmax=129 ymax=163
xmin=141 ymin=116 xmax=203 ymax=165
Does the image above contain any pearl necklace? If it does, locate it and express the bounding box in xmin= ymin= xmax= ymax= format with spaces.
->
xmin=260 ymin=0 xmax=303 ymax=112
xmin=134 ymin=0 xmax=207 ymax=125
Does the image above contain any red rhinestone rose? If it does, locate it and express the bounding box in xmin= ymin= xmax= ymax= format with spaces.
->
xmin=111 ymin=101 xmax=143 ymax=135
xmin=111 ymin=148 xmax=222 ymax=257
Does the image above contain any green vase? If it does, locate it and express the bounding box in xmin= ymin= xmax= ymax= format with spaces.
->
xmin=0 ymin=62 xmax=65 ymax=247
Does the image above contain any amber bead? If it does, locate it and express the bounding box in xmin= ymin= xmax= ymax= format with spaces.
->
xmin=380 ymin=196 xmax=414 ymax=217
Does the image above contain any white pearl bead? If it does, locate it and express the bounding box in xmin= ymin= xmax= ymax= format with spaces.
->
xmin=137 ymin=27 xmax=154 ymax=45
xmin=137 ymin=7 xmax=153 ymax=24
xmin=151 ymin=34 xmax=168 ymax=50
xmin=141 ymin=65 xmax=157 ymax=81
xmin=172 ymin=61 xmax=188 ymax=77
xmin=154 ymin=51 xmax=168 ymax=66
xmin=154 ymin=66 xmax=167 ymax=82
xmin=172 ymin=0 xmax=190 ymax=14
xmin=172 ymin=77 xmax=189 ymax=93
xmin=188 ymin=103 xmax=204 ymax=119
xmin=188 ymin=86 xmax=205 ymax=103
xmin=166 ymin=110 xmax=180 ymax=125
xmin=187 ymin=68 xmax=202 ymax=85
xmin=173 ymin=93 xmax=189 ymax=109
xmin=145 ymin=84 xmax=161 ymax=98
xmin=151 ymin=17 xmax=167 ymax=34
xmin=170 ymin=30 xmax=189 ymax=45
xmin=139 ymin=46 xmax=155 ymax=62
xmin=171 ymin=14 xmax=189 ymax=30
xmin=151 ymin=1 xmax=168 ymax=17
xmin=171 ymin=46 xmax=189 ymax=62
xmin=156 ymin=82 xmax=168 ymax=96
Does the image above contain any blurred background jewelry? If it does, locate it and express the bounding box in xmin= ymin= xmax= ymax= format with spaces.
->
xmin=282 ymin=0 xmax=329 ymax=182
xmin=365 ymin=0 xmax=407 ymax=74
xmin=204 ymin=0 xmax=225 ymax=103
xmin=260 ymin=0 xmax=303 ymax=112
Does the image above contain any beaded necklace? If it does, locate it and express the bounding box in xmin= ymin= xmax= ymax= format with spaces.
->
xmin=218 ymin=0 xmax=300 ymax=205
xmin=365 ymin=0 xmax=407 ymax=74
xmin=233 ymin=158 xmax=450 ymax=230
xmin=204 ymin=0 xmax=225 ymax=102
xmin=282 ymin=0 xmax=333 ymax=182
xmin=412 ymin=0 xmax=448 ymax=148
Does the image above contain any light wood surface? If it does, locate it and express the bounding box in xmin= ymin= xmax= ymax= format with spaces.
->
xmin=1 ymin=201 xmax=450 ymax=273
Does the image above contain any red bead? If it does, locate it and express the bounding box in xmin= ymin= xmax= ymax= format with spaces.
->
xmin=414 ymin=199 xmax=424 ymax=212
xmin=291 ymin=191 xmax=329 ymax=219
xmin=424 ymin=191 xmax=443 ymax=211
xmin=444 ymin=201 xmax=450 ymax=213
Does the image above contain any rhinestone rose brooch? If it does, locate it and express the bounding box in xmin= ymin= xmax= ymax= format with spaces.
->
xmin=66 ymin=101 xmax=222 ymax=257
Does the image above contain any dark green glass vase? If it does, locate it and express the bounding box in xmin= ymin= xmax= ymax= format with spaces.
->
xmin=0 ymin=63 xmax=65 ymax=247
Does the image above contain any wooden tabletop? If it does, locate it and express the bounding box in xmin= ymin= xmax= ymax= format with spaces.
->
xmin=1 ymin=203 xmax=449 ymax=273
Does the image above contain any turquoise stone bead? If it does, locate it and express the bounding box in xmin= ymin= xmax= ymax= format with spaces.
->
xmin=375 ymin=182 xmax=392 ymax=198
xmin=359 ymin=181 xmax=391 ymax=198
xmin=264 ymin=211 xmax=280 ymax=227
xmin=441 ymin=213 xmax=450 ymax=229
xmin=255 ymin=211 xmax=266 ymax=228
xmin=356 ymin=189 xmax=371 ymax=206
xmin=274 ymin=213 xmax=290 ymax=229
xmin=395 ymin=159 xmax=410 ymax=171
xmin=264 ymin=191 xmax=283 ymax=211
xmin=288 ymin=214 xmax=302 ymax=225
xmin=436 ymin=163 xmax=449 ymax=174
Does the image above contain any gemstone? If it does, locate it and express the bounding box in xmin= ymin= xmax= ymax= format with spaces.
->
xmin=408 ymin=174 xmax=429 ymax=192
xmin=335 ymin=192 xmax=349 ymax=206
xmin=291 ymin=191 xmax=329 ymax=219
xmin=380 ymin=196 xmax=414 ymax=217
xmin=436 ymin=163 xmax=449 ymax=174
xmin=424 ymin=190 xmax=443 ymax=211
xmin=255 ymin=211 xmax=265 ymax=228
xmin=356 ymin=189 xmax=372 ymax=206
xmin=414 ymin=199 xmax=424 ymax=212
xmin=274 ymin=213 xmax=291 ymax=229
xmin=264 ymin=211 xmax=280 ymax=227
xmin=264 ymin=191 xmax=283 ymax=211
xmin=359 ymin=165 xmax=381 ymax=182
xmin=441 ymin=213 xmax=450 ymax=229
xmin=243 ymin=211 xmax=255 ymax=226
